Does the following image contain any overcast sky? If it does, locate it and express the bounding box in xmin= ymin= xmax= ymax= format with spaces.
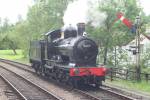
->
xmin=0 ymin=0 xmax=149 ymax=24
xmin=140 ymin=0 xmax=150 ymax=15
xmin=0 ymin=0 xmax=33 ymax=23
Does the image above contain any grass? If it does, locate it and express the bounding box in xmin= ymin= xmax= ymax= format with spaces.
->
xmin=0 ymin=49 xmax=28 ymax=63
xmin=106 ymin=79 xmax=150 ymax=95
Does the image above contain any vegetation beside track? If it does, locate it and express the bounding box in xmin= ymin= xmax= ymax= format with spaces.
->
xmin=0 ymin=49 xmax=28 ymax=63
xmin=105 ymin=79 xmax=150 ymax=94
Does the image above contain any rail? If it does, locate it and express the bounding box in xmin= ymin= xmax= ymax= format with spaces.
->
xmin=0 ymin=74 xmax=27 ymax=100
xmin=0 ymin=65 xmax=62 ymax=100
xmin=0 ymin=59 xmax=101 ymax=100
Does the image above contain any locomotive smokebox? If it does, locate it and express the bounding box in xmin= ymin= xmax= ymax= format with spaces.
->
xmin=77 ymin=23 xmax=85 ymax=36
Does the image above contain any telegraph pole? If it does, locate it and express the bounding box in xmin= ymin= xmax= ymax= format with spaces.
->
xmin=135 ymin=15 xmax=141 ymax=82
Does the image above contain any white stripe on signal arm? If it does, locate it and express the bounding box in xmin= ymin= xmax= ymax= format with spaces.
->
xmin=120 ymin=16 xmax=125 ymax=21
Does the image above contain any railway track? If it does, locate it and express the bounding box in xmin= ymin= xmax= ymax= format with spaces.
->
xmin=0 ymin=65 xmax=62 ymax=100
xmin=0 ymin=59 xmax=102 ymax=100
xmin=0 ymin=59 xmax=149 ymax=100
xmin=101 ymin=84 xmax=150 ymax=100
xmin=0 ymin=58 xmax=34 ymax=72
xmin=101 ymin=85 xmax=142 ymax=100
xmin=0 ymin=74 xmax=25 ymax=100
xmin=98 ymin=86 xmax=135 ymax=100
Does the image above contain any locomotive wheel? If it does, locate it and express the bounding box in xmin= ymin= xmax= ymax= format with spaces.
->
xmin=43 ymin=68 xmax=50 ymax=78
xmin=56 ymin=73 xmax=61 ymax=82
xmin=72 ymin=79 xmax=79 ymax=88
xmin=75 ymin=80 xmax=80 ymax=88
xmin=95 ymin=84 xmax=100 ymax=88
xmin=36 ymin=69 xmax=41 ymax=75
xmin=67 ymin=78 xmax=75 ymax=88
xmin=34 ymin=64 xmax=39 ymax=74
xmin=35 ymin=63 xmax=42 ymax=76
xmin=40 ymin=66 xmax=45 ymax=77
xmin=95 ymin=81 xmax=102 ymax=88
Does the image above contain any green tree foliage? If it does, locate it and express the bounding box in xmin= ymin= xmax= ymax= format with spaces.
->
xmin=11 ymin=0 xmax=72 ymax=57
xmin=87 ymin=0 xmax=141 ymax=65
xmin=0 ymin=18 xmax=19 ymax=54
xmin=26 ymin=0 xmax=70 ymax=39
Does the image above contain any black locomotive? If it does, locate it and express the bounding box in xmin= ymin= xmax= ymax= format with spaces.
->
xmin=29 ymin=23 xmax=106 ymax=88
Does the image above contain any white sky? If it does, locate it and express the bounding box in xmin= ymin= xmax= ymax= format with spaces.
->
xmin=0 ymin=0 xmax=149 ymax=24
xmin=0 ymin=0 xmax=33 ymax=23
xmin=140 ymin=0 xmax=150 ymax=15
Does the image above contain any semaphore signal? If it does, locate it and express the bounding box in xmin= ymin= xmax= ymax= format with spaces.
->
xmin=116 ymin=12 xmax=136 ymax=33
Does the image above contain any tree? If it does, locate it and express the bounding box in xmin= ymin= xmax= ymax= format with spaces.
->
xmin=0 ymin=18 xmax=20 ymax=54
xmin=11 ymin=0 xmax=72 ymax=57
xmin=87 ymin=0 xmax=141 ymax=65
xmin=2 ymin=34 xmax=18 ymax=55
xmin=27 ymin=0 xmax=71 ymax=37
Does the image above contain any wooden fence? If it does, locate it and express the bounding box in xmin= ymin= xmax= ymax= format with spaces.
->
xmin=107 ymin=68 xmax=150 ymax=82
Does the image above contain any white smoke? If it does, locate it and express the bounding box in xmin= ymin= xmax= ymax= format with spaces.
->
xmin=63 ymin=0 xmax=88 ymax=26
xmin=63 ymin=0 xmax=107 ymax=27
xmin=86 ymin=0 xmax=107 ymax=27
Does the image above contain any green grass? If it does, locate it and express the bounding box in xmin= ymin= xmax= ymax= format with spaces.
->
xmin=0 ymin=49 xmax=28 ymax=63
xmin=106 ymin=79 xmax=150 ymax=94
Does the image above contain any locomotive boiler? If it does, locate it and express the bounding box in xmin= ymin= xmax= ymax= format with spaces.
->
xmin=29 ymin=23 xmax=106 ymax=88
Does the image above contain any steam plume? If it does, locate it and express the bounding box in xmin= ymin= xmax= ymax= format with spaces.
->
xmin=63 ymin=0 xmax=107 ymax=27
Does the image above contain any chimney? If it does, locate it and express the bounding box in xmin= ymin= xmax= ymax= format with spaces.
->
xmin=77 ymin=23 xmax=85 ymax=36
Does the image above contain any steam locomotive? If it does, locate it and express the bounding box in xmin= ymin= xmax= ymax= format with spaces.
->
xmin=29 ymin=23 xmax=106 ymax=88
